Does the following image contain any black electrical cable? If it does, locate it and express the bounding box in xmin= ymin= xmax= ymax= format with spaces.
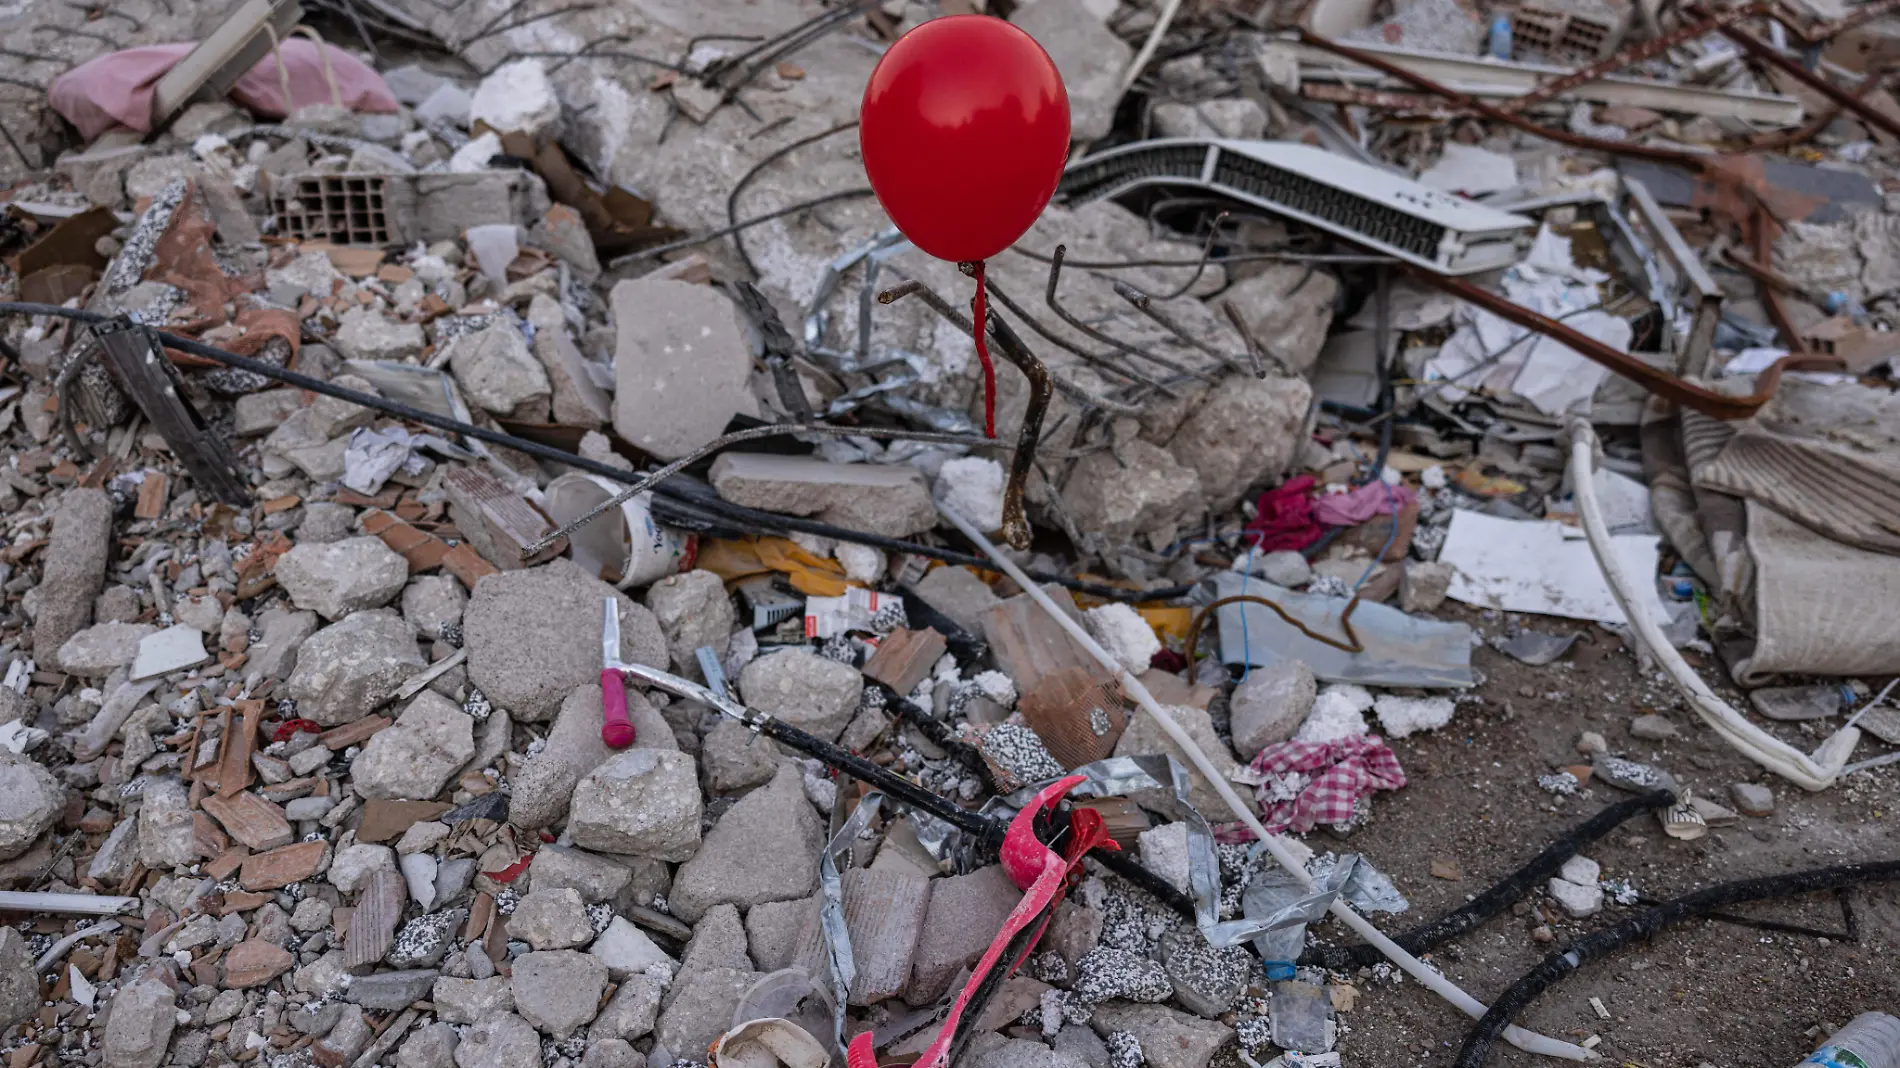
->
xmin=1300 ymin=790 xmax=1675 ymax=969
xmin=0 ymin=304 xmax=1185 ymax=604
xmin=1454 ymin=859 xmax=1900 ymax=1068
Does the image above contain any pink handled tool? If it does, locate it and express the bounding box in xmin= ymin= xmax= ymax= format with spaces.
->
xmin=599 ymin=598 xmax=636 ymax=749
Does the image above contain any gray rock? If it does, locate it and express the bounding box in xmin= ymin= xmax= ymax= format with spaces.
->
xmin=102 ymin=971 xmax=178 ymax=1068
xmin=35 ymin=488 xmax=114 ymax=672
xmin=1630 ymin=714 xmax=1679 ymax=741
xmin=448 ymin=323 xmax=551 ymax=418
xmin=972 ymin=1039 xmax=1091 ymax=1068
xmin=909 ymin=865 xmax=1020 ymax=1002
xmin=298 ymin=503 xmax=357 ymax=544
xmin=1008 ymin=0 xmax=1132 ymax=140
xmin=1228 ymin=660 xmax=1315 ymax=760
xmin=234 ymin=390 xmax=305 ymax=436
xmin=511 ymin=950 xmax=607 ymax=1038
xmin=1730 ymin=782 xmax=1775 ymax=816
xmin=1164 ymin=375 xmax=1313 ymax=513
xmin=452 ymin=1013 xmax=540 ymax=1068
xmin=0 ymin=752 xmax=61 ymax=862
xmin=1400 ymin=560 xmax=1454 ymax=614
xmin=582 ymin=1038 xmax=640 ymax=1068
xmin=93 ymin=585 xmax=143 ymax=624
xmin=433 ymin=976 xmax=514 ymax=1024
xmin=1253 ymin=551 xmax=1313 ymax=589
xmin=329 ymin=843 xmax=397 ymax=895
xmin=137 ymin=777 xmax=197 ymax=869
xmin=528 ymin=845 xmax=632 ymax=903
xmin=1062 ymin=439 xmax=1204 ymax=548
xmin=653 ymin=966 xmax=754 ymax=1057
xmin=590 ymin=916 xmax=675 ymax=978
xmin=275 ymin=537 xmax=410 ymax=621
xmin=744 ymin=894 xmax=820 ymax=973
xmin=567 ymin=748 xmax=702 ymax=861
xmin=463 ymin=560 xmax=665 ymax=721
xmin=306 ymin=375 xmax=379 ymax=440
xmin=350 ymin=691 xmax=476 ymax=801
xmin=88 ymin=818 xmax=139 ymax=883
xmin=526 ymin=294 xmax=610 ymax=427
xmin=610 ymin=278 xmax=754 ymax=460
xmin=347 ymin=968 xmax=439 ymax=1010
xmin=290 ymin=898 xmax=333 ymax=932
xmin=335 ymin=305 xmax=424 ymax=362
xmin=591 ymin=973 xmax=663 ymax=1041
xmin=1075 ymin=947 xmax=1173 ymax=1004
xmin=402 ymin=576 xmax=467 ymax=641
xmin=1087 ymin=1002 xmax=1233 ymax=1068
xmin=1750 ymin=684 xmax=1842 ymax=722
xmin=57 ymin=622 xmax=158 ymax=676
xmin=509 ymin=888 xmax=595 ymax=950
xmin=0 ymin=928 xmax=36 ymax=1030
xmin=911 ymin=565 xmax=1001 ymax=635
xmin=1547 ymin=877 xmax=1602 ymax=918
xmin=173 ymin=594 xmax=224 ymax=634
xmin=1221 ymin=264 xmax=1340 ymax=375
xmin=1152 ymin=97 xmax=1268 ymax=139
xmin=700 ymin=718 xmax=783 ymax=793
xmin=709 ymin=453 xmax=938 ymax=538
xmin=285 ymin=610 xmax=426 ymax=726
xmin=245 ymin=608 xmax=320 ymax=687
xmin=510 ymin=683 xmax=672 ymax=830
xmin=644 ymin=570 xmax=734 ymax=680
xmin=737 ymin=650 xmax=862 ymax=744
xmin=389 ymin=909 xmax=466 ymax=969
xmin=668 ymin=764 xmax=822 ymax=922
xmin=679 ymin=903 xmax=751 ymax=976
xmin=397 ymin=1023 xmax=459 ymax=1068
xmin=1158 ymin=930 xmax=1252 ymax=1018
xmin=1045 ymin=901 xmax=1104 ymax=965
xmin=1054 ymin=1026 xmax=1111 ymax=1068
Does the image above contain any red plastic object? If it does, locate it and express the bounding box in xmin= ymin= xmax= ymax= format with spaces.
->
xmin=859 ymin=15 xmax=1070 ymax=264
xmin=600 ymin=669 xmax=635 ymax=749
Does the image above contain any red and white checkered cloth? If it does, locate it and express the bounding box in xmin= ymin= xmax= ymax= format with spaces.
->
xmin=1247 ymin=736 xmax=1407 ymax=833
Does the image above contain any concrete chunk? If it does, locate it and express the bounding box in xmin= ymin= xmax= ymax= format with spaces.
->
xmin=101 ymin=972 xmax=177 ymax=1068
xmin=0 ymin=929 xmax=35 ymax=1031
xmin=737 ymin=649 xmax=863 ymax=744
xmin=1061 ymin=439 xmax=1204 ymax=548
xmin=909 ymin=864 xmax=1021 ymax=1002
xmin=709 ymin=453 xmax=938 ymax=537
xmin=842 ymin=867 xmax=932 ymax=1005
xmin=509 ymin=888 xmax=594 ymax=950
xmin=35 ymin=488 xmax=113 ymax=671
xmin=1228 ymin=660 xmax=1316 ymax=760
xmin=644 ymin=569 xmax=735 ymax=681
xmin=511 ymin=950 xmax=607 ymax=1038
xmin=463 ymin=560 xmax=665 ymax=721
xmin=1164 ymin=375 xmax=1312 ymax=513
xmin=285 ymin=610 xmax=426 ymax=726
xmin=448 ymin=323 xmax=550 ymax=419
xmin=567 ymin=748 xmax=702 ymax=861
xmin=668 ymin=765 xmax=823 ymax=922
xmin=350 ymin=691 xmax=476 ymax=801
xmin=610 ymin=278 xmax=754 ymax=460
xmin=510 ymin=683 xmax=670 ymax=829
xmin=1221 ymin=265 xmax=1339 ymax=375
xmin=275 ymin=536 xmax=410 ymax=620
xmin=1009 ymin=0 xmax=1132 ymax=141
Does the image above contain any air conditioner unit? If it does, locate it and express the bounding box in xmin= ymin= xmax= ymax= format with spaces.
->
xmin=1057 ymin=139 xmax=1535 ymax=275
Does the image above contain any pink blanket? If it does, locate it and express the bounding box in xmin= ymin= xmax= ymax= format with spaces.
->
xmin=50 ymin=41 xmax=398 ymax=142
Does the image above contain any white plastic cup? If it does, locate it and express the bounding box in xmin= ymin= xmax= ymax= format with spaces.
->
xmin=544 ymin=472 xmax=693 ymax=589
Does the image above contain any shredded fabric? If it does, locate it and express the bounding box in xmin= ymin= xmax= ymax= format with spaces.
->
xmin=1312 ymin=481 xmax=1418 ymax=527
xmin=1246 ymin=736 xmax=1407 ymax=833
xmin=1243 ymin=475 xmax=1321 ymax=552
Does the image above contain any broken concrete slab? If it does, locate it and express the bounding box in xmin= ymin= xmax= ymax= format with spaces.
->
xmin=34 ymin=488 xmax=113 ymax=672
xmin=610 ymin=278 xmax=755 ymax=460
xmin=1010 ymin=0 xmax=1134 ymax=142
xmin=667 ymin=764 xmax=823 ymax=923
xmin=842 ymin=867 xmax=932 ymax=1006
xmin=334 ymin=305 xmax=425 ymax=362
xmin=709 ymin=453 xmax=939 ymax=538
xmin=1228 ymin=659 xmax=1316 ymax=760
xmin=463 ymin=560 xmax=666 ymax=721
xmin=510 ymin=682 xmax=672 ymax=830
xmin=274 ymin=536 xmax=410 ymax=620
xmin=0 ymin=753 xmax=60 ymax=862
xmin=526 ymin=294 xmax=610 ymax=428
xmin=350 ymin=691 xmax=476 ymax=801
xmin=286 ymin=610 xmax=427 ymax=726
xmin=567 ymin=748 xmax=702 ymax=861
xmin=1221 ymin=265 xmax=1340 ymax=375
xmin=56 ymin=622 xmax=158 ymax=677
xmin=1164 ymin=375 xmax=1313 ymax=513
xmin=510 ymin=950 xmax=607 ymax=1039
xmin=737 ymin=648 xmax=862 ymax=744
xmin=909 ymin=864 xmax=1021 ymax=1002
xmin=1062 ymin=439 xmax=1205 ymax=549
xmin=643 ymin=569 xmax=735 ymax=681
xmin=446 ymin=322 xmax=551 ymax=419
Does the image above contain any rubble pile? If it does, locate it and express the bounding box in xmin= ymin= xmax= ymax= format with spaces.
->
xmin=0 ymin=0 xmax=1897 ymax=1067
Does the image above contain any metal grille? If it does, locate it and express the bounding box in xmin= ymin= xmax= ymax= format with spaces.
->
xmin=271 ymin=174 xmax=395 ymax=246
xmin=1210 ymin=150 xmax=1444 ymax=260
xmin=1058 ymin=144 xmax=1206 ymax=203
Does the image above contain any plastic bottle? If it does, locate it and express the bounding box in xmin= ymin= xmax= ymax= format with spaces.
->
xmin=1799 ymin=1012 xmax=1900 ymax=1068
xmin=1488 ymin=15 xmax=1512 ymax=59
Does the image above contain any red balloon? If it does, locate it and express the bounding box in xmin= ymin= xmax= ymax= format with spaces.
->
xmin=860 ymin=15 xmax=1070 ymax=264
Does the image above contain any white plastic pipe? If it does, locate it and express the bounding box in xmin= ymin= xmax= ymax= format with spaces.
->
xmin=939 ymin=504 xmax=1595 ymax=1063
xmin=1567 ymin=422 xmax=1857 ymax=791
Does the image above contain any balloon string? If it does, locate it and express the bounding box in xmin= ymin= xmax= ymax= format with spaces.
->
xmin=972 ymin=259 xmax=996 ymax=439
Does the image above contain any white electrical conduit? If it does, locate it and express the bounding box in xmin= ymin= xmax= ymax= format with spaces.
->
xmin=1567 ymin=421 xmax=1858 ymax=791
xmin=938 ymin=503 xmax=1595 ymax=1063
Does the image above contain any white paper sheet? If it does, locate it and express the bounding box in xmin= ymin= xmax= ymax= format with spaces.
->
xmin=1438 ymin=510 xmax=1672 ymax=625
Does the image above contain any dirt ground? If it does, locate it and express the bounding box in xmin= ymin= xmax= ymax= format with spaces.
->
xmin=1310 ymin=604 xmax=1900 ymax=1068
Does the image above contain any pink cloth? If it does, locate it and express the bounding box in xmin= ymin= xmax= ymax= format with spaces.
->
xmin=1312 ymin=480 xmax=1417 ymax=527
xmin=50 ymin=41 xmax=398 ymax=141
xmin=1247 ymin=736 xmax=1407 ymax=833
xmin=1243 ymin=475 xmax=1321 ymax=552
